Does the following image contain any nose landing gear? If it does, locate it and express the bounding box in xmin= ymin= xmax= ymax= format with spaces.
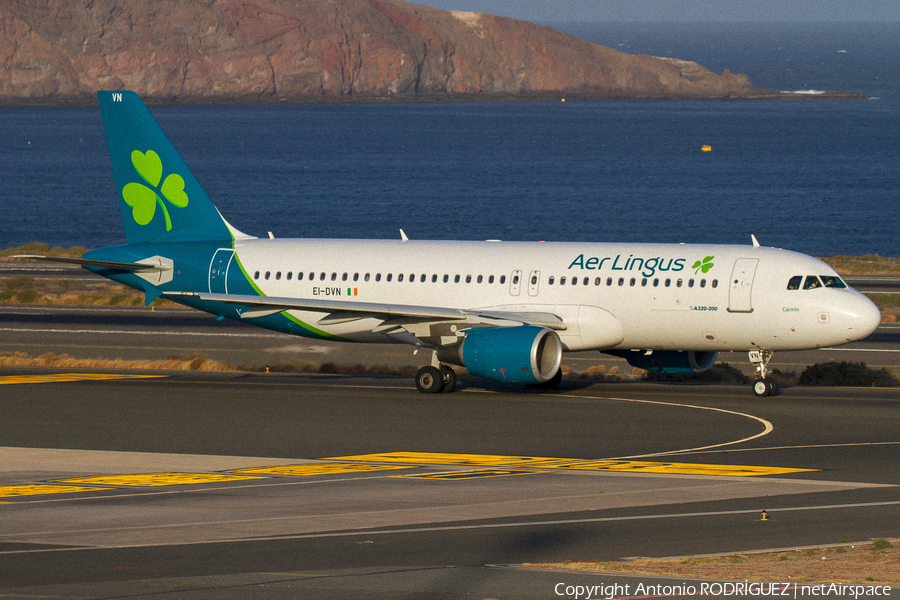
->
xmin=750 ymin=349 xmax=777 ymax=397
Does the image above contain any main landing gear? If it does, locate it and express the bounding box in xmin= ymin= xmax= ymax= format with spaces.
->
xmin=749 ymin=349 xmax=777 ymax=397
xmin=415 ymin=364 xmax=457 ymax=394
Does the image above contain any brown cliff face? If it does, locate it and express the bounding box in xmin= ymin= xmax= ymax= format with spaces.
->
xmin=0 ymin=0 xmax=771 ymax=103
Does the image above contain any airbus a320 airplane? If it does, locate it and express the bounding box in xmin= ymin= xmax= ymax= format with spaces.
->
xmin=19 ymin=91 xmax=881 ymax=396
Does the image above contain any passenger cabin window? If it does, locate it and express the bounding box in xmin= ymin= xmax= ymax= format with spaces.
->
xmin=803 ymin=276 xmax=822 ymax=290
xmin=254 ymin=271 xmax=260 ymax=280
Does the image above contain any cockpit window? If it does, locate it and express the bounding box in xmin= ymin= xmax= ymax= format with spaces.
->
xmin=787 ymin=275 xmax=802 ymax=290
xmin=821 ymin=276 xmax=847 ymax=289
xmin=803 ymin=276 xmax=823 ymax=290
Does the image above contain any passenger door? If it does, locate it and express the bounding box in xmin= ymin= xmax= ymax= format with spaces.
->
xmin=728 ymin=258 xmax=758 ymax=313
xmin=209 ymin=249 xmax=234 ymax=294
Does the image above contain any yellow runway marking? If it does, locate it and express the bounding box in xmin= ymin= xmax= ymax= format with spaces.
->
xmin=328 ymin=452 xmax=817 ymax=477
xmin=0 ymin=484 xmax=110 ymax=498
xmin=50 ymin=472 xmax=266 ymax=487
xmin=0 ymin=373 xmax=166 ymax=385
xmin=228 ymin=463 xmax=411 ymax=476
xmin=397 ymin=468 xmax=542 ymax=480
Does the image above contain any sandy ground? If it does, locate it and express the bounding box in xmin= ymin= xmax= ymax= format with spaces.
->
xmin=525 ymin=539 xmax=899 ymax=585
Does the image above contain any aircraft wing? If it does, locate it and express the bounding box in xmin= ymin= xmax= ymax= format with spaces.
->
xmin=165 ymin=292 xmax=566 ymax=330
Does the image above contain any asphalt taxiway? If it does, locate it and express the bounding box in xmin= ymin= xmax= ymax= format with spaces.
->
xmin=1 ymin=370 xmax=898 ymax=598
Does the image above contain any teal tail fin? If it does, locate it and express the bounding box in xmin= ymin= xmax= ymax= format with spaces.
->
xmin=98 ymin=91 xmax=236 ymax=244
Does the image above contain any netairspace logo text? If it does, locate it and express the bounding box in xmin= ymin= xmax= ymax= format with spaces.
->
xmin=553 ymin=581 xmax=893 ymax=599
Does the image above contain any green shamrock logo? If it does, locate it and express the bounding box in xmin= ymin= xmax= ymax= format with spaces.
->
xmin=122 ymin=150 xmax=189 ymax=231
xmin=692 ymin=256 xmax=715 ymax=274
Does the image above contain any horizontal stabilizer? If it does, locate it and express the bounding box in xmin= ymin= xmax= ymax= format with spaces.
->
xmin=12 ymin=254 xmax=167 ymax=271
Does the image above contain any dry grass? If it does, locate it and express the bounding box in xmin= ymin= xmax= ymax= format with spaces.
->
xmin=0 ymin=352 xmax=232 ymax=371
xmin=823 ymin=255 xmax=900 ymax=276
xmin=525 ymin=539 xmax=899 ymax=585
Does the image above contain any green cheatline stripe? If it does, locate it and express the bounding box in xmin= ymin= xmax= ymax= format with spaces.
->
xmin=230 ymin=252 xmax=353 ymax=342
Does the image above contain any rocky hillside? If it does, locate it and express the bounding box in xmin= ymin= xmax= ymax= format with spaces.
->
xmin=1 ymin=0 xmax=773 ymax=103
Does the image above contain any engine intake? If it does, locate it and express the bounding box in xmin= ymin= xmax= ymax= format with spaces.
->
xmin=437 ymin=325 xmax=562 ymax=384
xmin=610 ymin=350 xmax=718 ymax=374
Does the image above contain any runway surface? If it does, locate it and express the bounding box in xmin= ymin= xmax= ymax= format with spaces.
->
xmin=1 ymin=370 xmax=898 ymax=598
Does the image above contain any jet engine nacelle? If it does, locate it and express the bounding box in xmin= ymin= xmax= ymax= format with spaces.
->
xmin=437 ymin=325 xmax=563 ymax=384
xmin=612 ymin=350 xmax=718 ymax=374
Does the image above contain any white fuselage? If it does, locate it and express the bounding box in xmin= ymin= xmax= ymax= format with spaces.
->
xmin=227 ymin=238 xmax=881 ymax=353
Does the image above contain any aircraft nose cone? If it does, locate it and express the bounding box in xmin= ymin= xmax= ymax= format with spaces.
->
xmin=848 ymin=293 xmax=882 ymax=341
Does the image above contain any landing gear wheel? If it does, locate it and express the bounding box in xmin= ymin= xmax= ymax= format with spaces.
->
xmin=752 ymin=378 xmax=773 ymax=397
xmin=440 ymin=366 xmax=457 ymax=393
xmin=415 ymin=366 xmax=444 ymax=394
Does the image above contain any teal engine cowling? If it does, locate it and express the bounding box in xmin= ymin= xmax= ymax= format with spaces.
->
xmin=611 ymin=350 xmax=718 ymax=374
xmin=437 ymin=325 xmax=563 ymax=384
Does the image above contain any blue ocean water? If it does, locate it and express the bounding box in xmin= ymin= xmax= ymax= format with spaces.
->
xmin=1 ymin=22 xmax=897 ymax=257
